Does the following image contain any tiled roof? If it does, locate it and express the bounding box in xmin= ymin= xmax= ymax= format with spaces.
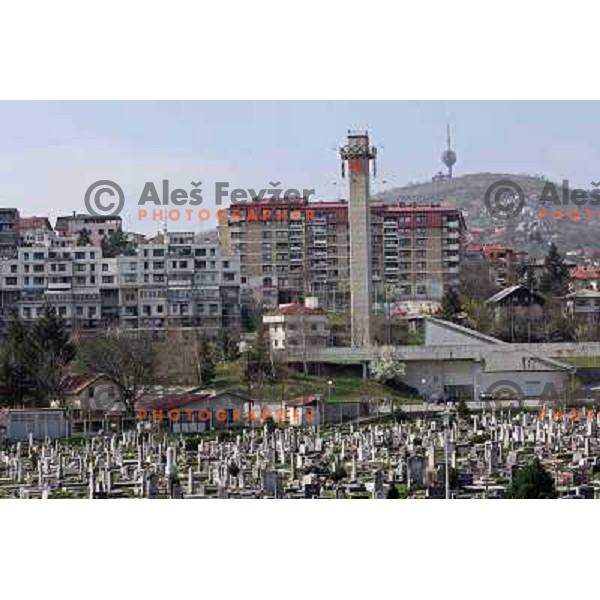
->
xmin=271 ymin=303 xmax=324 ymax=316
xmin=59 ymin=374 xmax=104 ymax=395
xmin=571 ymin=266 xmax=600 ymax=280
xmin=18 ymin=217 xmax=52 ymax=231
xmin=136 ymin=393 xmax=211 ymax=411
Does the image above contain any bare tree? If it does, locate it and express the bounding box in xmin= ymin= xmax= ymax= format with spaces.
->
xmin=77 ymin=329 xmax=158 ymax=413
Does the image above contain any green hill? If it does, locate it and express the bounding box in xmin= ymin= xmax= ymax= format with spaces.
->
xmin=375 ymin=173 xmax=600 ymax=259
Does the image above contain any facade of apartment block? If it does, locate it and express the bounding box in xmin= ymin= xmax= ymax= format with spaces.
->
xmin=220 ymin=198 xmax=466 ymax=310
xmin=55 ymin=213 xmax=123 ymax=245
xmin=0 ymin=230 xmax=241 ymax=335
xmin=464 ymin=243 xmax=528 ymax=288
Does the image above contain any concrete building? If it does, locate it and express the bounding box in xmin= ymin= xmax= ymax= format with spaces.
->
xmin=0 ymin=229 xmax=241 ymax=335
xmin=464 ymin=243 xmax=527 ymax=288
xmin=401 ymin=317 xmax=574 ymax=401
xmin=263 ymin=298 xmax=330 ymax=352
xmin=220 ymin=198 xmax=465 ymax=313
xmin=0 ymin=409 xmax=70 ymax=441
xmin=0 ymin=208 xmax=19 ymax=259
xmin=55 ymin=213 xmax=122 ymax=245
xmin=17 ymin=216 xmax=53 ymax=246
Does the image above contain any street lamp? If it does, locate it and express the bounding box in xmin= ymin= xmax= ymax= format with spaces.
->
xmin=327 ymin=379 xmax=337 ymax=425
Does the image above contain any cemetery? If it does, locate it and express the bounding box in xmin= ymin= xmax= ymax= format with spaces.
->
xmin=2 ymin=405 xmax=600 ymax=499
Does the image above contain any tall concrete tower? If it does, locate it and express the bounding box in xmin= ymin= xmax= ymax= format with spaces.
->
xmin=340 ymin=130 xmax=377 ymax=347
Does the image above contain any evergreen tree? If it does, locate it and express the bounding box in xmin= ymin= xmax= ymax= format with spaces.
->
xmin=438 ymin=288 xmax=463 ymax=323
xmin=0 ymin=319 xmax=35 ymax=407
xmin=509 ymin=458 xmax=557 ymax=499
xmin=249 ymin=322 xmax=274 ymax=384
xmin=539 ymin=243 xmax=570 ymax=297
xmin=194 ymin=332 xmax=216 ymax=387
xmin=216 ymin=328 xmax=240 ymax=362
xmin=28 ymin=306 xmax=76 ymax=404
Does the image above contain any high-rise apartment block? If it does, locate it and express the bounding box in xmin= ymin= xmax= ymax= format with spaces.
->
xmin=220 ymin=198 xmax=465 ymax=311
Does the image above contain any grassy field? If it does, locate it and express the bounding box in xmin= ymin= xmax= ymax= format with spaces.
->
xmin=213 ymin=362 xmax=417 ymax=404
xmin=559 ymin=356 xmax=600 ymax=368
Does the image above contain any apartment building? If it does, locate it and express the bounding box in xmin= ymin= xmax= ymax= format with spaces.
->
xmin=0 ymin=229 xmax=241 ymax=335
xmin=220 ymin=197 xmax=465 ymax=310
xmin=17 ymin=216 xmax=53 ymax=246
xmin=119 ymin=231 xmax=240 ymax=333
xmin=463 ymin=243 xmax=527 ymax=288
xmin=0 ymin=208 xmax=19 ymax=259
xmin=55 ymin=213 xmax=123 ymax=245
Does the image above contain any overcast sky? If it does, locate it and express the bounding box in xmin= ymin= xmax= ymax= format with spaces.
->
xmin=1 ymin=101 xmax=599 ymax=233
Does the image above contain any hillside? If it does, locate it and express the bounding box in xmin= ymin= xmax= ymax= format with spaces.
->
xmin=375 ymin=173 xmax=600 ymax=259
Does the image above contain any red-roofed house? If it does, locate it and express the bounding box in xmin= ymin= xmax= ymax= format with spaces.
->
xmin=570 ymin=266 xmax=600 ymax=291
xmin=263 ymin=298 xmax=330 ymax=352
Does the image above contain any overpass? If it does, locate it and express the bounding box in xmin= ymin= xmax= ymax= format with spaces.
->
xmin=284 ymin=342 xmax=600 ymax=365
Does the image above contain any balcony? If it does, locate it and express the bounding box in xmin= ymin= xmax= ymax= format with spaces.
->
xmin=47 ymin=281 xmax=72 ymax=290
